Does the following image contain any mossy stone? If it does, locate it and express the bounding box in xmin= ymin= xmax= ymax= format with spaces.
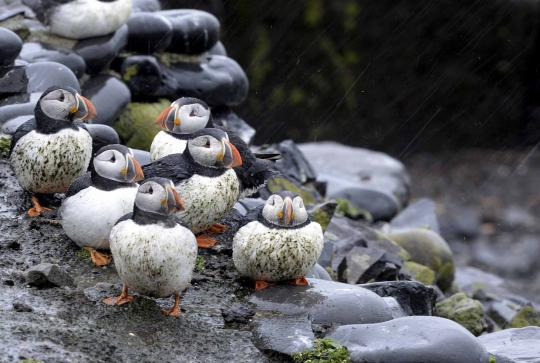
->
xmin=195 ymin=255 xmax=206 ymax=272
xmin=266 ymin=177 xmax=317 ymax=206
xmin=436 ymin=292 xmax=487 ymax=336
xmin=335 ymin=198 xmax=372 ymax=221
xmin=310 ymin=201 xmax=337 ymax=232
xmin=403 ymin=261 xmax=436 ymax=285
xmin=386 ymin=227 xmax=455 ymax=291
xmin=0 ymin=135 xmax=11 ymax=158
xmin=292 ymin=338 xmax=350 ymax=363
xmin=114 ymin=100 xmax=170 ymax=150
xmin=509 ymin=305 xmax=540 ymax=328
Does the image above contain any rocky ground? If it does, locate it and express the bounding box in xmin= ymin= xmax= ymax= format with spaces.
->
xmin=405 ymin=148 xmax=540 ymax=304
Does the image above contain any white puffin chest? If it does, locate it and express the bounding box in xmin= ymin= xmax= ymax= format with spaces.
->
xmin=10 ymin=129 xmax=92 ymax=193
xmin=175 ymin=169 xmax=240 ymax=233
xmin=150 ymin=131 xmax=187 ymax=161
xmin=110 ymin=220 xmax=197 ymax=297
xmin=60 ymin=186 xmax=138 ymax=250
xmin=232 ymin=221 xmax=324 ymax=282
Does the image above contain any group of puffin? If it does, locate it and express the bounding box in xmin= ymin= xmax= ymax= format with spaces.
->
xmin=9 ymin=86 xmax=324 ymax=316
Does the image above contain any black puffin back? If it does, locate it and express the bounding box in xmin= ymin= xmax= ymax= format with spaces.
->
xmin=116 ymin=205 xmax=182 ymax=229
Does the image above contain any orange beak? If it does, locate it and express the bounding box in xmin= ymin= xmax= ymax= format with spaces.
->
xmin=283 ymin=197 xmax=294 ymax=226
xmin=74 ymin=94 xmax=97 ymax=121
xmin=130 ymin=156 xmax=145 ymax=182
xmin=227 ymin=141 xmax=243 ymax=168
xmin=156 ymin=105 xmax=173 ymax=129
xmin=167 ymin=186 xmax=185 ymax=212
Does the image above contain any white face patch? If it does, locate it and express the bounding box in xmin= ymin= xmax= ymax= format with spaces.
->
xmin=262 ymin=194 xmax=309 ymax=227
xmin=39 ymin=89 xmax=77 ymax=120
xmin=174 ymin=103 xmax=211 ymax=134
xmin=93 ymin=149 xmax=128 ymax=182
xmin=188 ymin=135 xmax=223 ymax=168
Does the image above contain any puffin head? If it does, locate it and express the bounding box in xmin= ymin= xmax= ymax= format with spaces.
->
xmin=156 ymin=97 xmax=211 ymax=134
xmin=187 ymin=128 xmax=242 ymax=169
xmin=135 ymin=177 xmax=185 ymax=215
xmin=262 ymin=191 xmax=308 ymax=227
xmin=93 ymin=144 xmax=144 ymax=183
xmin=37 ymin=86 xmax=97 ymax=122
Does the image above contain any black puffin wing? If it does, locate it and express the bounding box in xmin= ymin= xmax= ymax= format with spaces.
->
xmin=9 ymin=119 xmax=36 ymax=156
xmin=142 ymin=155 xmax=194 ymax=184
xmin=65 ymin=172 xmax=92 ymax=197
xmin=115 ymin=212 xmax=134 ymax=226
xmin=22 ymin=0 xmax=73 ymax=24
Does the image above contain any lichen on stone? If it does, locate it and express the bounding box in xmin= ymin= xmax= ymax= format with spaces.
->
xmin=335 ymin=198 xmax=372 ymax=221
xmin=509 ymin=305 xmax=540 ymax=328
xmin=435 ymin=292 xmax=487 ymax=336
xmin=0 ymin=135 xmax=11 ymax=158
xmin=114 ymin=100 xmax=170 ymax=150
xmin=292 ymin=338 xmax=350 ymax=363
xmin=267 ymin=177 xmax=317 ymax=205
xmin=195 ymin=255 xmax=206 ymax=272
xmin=403 ymin=261 xmax=436 ymax=286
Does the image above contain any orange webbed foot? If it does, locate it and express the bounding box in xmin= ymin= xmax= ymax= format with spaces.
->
xmin=289 ymin=277 xmax=309 ymax=286
xmin=162 ymin=293 xmax=181 ymax=317
xmin=207 ymin=223 xmax=228 ymax=234
xmin=84 ymin=247 xmax=112 ymax=266
xmin=28 ymin=196 xmax=52 ymax=217
xmin=103 ymin=285 xmax=134 ymax=305
xmin=255 ymin=280 xmax=274 ymax=290
xmin=196 ymin=235 xmax=218 ymax=248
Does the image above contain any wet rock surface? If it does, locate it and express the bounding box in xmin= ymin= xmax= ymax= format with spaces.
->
xmin=0 ymin=27 xmax=22 ymax=66
xmin=19 ymin=42 xmax=86 ymax=78
xmin=82 ymin=74 xmax=131 ymax=126
xmin=329 ymin=316 xmax=490 ymax=363
xmin=479 ymin=327 xmax=540 ymax=363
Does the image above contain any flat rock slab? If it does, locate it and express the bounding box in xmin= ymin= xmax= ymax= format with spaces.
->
xmin=250 ymin=278 xmax=393 ymax=325
xmin=329 ymin=316 xmax=490 ymax=363
xmin=251 ymin=313 xmax=314 ymax=355
xmin=479 ymin=327 xmax=540 ymax=363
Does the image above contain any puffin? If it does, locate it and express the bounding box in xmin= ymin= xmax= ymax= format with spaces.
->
xmin=143 ymin=128 xmax=242 ymax=248
xmin=153 ymin=97 xmax=277 ymax=198
xmin=150 ymin=97 xmax=212 ymax=161
xmin=232 ymin=191 xmax=324 ymax=290
xmin=10 ymin=86 xmax=97 ymax=217
xmin=22 ymin=0 xmax=132 ymax=40
xmin=104 ymin=177 xmax=197 ymax=317
xmin=60 ymin=144 xmax=144 ymax=266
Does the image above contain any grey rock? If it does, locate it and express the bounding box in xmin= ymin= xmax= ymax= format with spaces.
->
xmin=251 ymin=313 xmax=314 ymax=355
xmin=337 ymin=245 xmax=401 ymax=284
xmin=221 ymin=303 xmax=255 ymax=326
xmin=0 ymin=61 xmax=80 ymax=95
xmin=360 ymin=280 xmax=437 ymax=316
xmin=391 ymin=198 xmax=440 ymax=233
xmin=275 ymin=139 xmax=317 ymax=184
xmin=479 ymin=327 xmax=540 ymax=363
xmin=209 ymin=41 xmax=227 ymax=56
xmin=13 ymin=302 xmax=32 ymax=312
xmin=132 ymin=0 xmax=160 ymax=12
xmin=0 ymin=26 xmax=22 ymax=66
xmin=0 ymin=92 xmax=39 ymax=127
xmin=82 ymin=74 xmax=131 ymax=126
xmin=440 ymin=204 xmax=481 ymax=240
xmin=250 ymin=278 xmax=393 ymax=326
xmin=2 ymin=114 xmax=32 ymax=134
xmin=24 ymin=263 xmax=74 ymax=288
xmin=306 ymin=263 xmax=332 ymax=281
xmin=83 ymin=123 xmax=120 ymax=156
xmin=131 ymin=148 xmax=152 ymax=166
xmin=333 ymin=187 xmax=400 ymax=222
xmin=74 ymin=24 xmax=128 ymax=74
xmin=126 ymin=12 xmax=173 ymax=54
xmin=212 ymin=106 xmax=255 ymax=145
xmin=300 ymin=141 xmax=410 ymax=211
xmin=19 ymin=42 xmax=86 ymax=77
xmin=329 ymin=316 xmax=489 ymax=363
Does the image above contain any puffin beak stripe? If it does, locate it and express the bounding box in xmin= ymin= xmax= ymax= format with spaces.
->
xmin=168 ymin=186 xmax=185 ymax=212
xmin=227 ymin=141 xmax=243 ymax=168
xmin=156 ymin=105 xmax=173 ymax=128
xmin=174 ymin=116 xmax=181 ymax=126
xmin=75 ymin=94 xmax=97 ymax=121
xmin=283 ymin=198 xmax=294 ymax=226
xmin=129 ymin=155 xmax=145 ymax=182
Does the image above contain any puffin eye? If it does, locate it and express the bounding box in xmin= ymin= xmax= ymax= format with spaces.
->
xmin=110 ymin=154 xmax=116 ymax=162
xmin=205 ymin=138 xmax=211 ymax=148
xmin=58 ymin=92 xmax=65 ymax=102
xmin=148 ymin=186 xmax=153 ymax=194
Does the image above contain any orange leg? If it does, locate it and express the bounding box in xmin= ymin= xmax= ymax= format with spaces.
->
xmin=84 ymin=247 xmax=112 ymax=266
xmin=162 ymin=293 xmax=181 ymax=317
xmin=288 ymin=277 xmax=309 ymax=286
xmin=255 ymin=280 xmax=274 ymax=290
xmin=207 ymin=223 xmax=228 ymax=234
xmin=27 ymin=196 xmax=52 ymax=217
xmin=103 ymin=285 xmax=135 ymax=306
xmin=196 ymin=235 xmax=218 ymax=248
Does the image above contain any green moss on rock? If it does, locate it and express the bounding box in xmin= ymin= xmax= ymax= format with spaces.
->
xmin=435 ymin=292 xmax=487 ymax=336
xmin=195 ymin=256 xmax=206 ymax=272
xmin=335 ymin=198 xmax=372 ymax=221
xmin=386 ymin=227 xmax=455 ymax=291
xmin=114 ymin=100 xmax=170 ymax=150
xmin=509 ymin=305 xmax=540 ymax=328
xmin=310 ymin=201 xmax=337 ymax=231
xmin=267 ymin=177 xmax=317 ymax=206
xmin=0 ymin=135 xmax=11 ymax=158
xmin=403 ymin=261 xmax=436 ymax=285
xmin=292 ymin=338 xmax=350 ymax=363
xmin=76 ymin=248 xmax=91 ymax=260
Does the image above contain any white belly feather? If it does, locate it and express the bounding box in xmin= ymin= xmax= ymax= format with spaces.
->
xmin=232 ymin=221 xmax=324 ymax=282
xmin=110 ymin=220 xmax=197 ymax=297
xmin=175 ymin=169 xmax=240 ymax=233
xmin=150 ymin=131 xmax=187 ymax=161
xmin=49 ymin=0 xmax=132 ymax=39
xmin=10 ymin=129 xmax=92 ymax=193
xmin=60 ymin=186 xmax=138 ymax=250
